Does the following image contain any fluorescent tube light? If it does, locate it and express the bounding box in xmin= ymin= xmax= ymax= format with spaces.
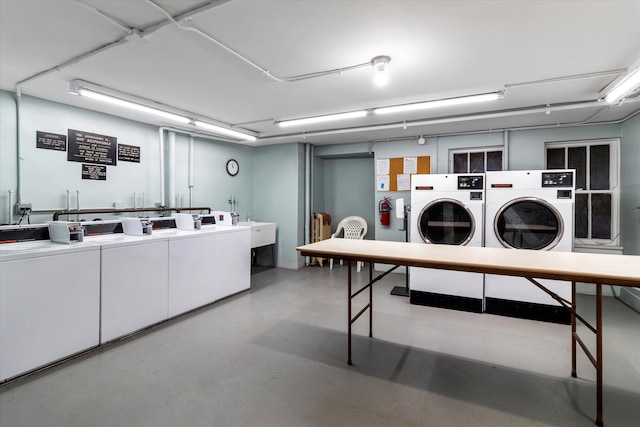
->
xmin=73 ymin=88 xmax=191 ymax=124
xmin=278 ymin=110 xmax=368 ymax=128
xmin=604 ymin=67 xmax=640 ymax=103
xmin=70 ymin=80 xmax=258 ymax=141
xmin=193 ymin=120 xmax=257 ymax=142
xmin=374 ymin=92 xmax=503 ymax=115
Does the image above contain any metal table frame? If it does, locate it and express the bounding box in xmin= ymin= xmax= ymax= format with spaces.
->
xmin=299 ymin=239 xmax=640 ymax=427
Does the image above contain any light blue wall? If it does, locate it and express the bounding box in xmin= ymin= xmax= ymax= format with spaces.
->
xmin=0 ymin=90 xmax=255 ymax=227
xmin=316 ymin=121 xmax=639 ymax=257
xmin=254 ymin=143 xmax=305 ymax=269
xmin=507 ymin=125 xmax=621 ymax=170
xmin=0 ymin=91 xmax=18 ymax=217
xmin=322 ymin=157 xmax=375 ymax=239
xmin=2 ymin=89 xmax=638 ymax=267
xmin=620 ymin=113 xmax=640 ymax=255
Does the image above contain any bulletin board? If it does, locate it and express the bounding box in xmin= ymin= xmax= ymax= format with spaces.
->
xmin=376 ymin=156 xmax=430 ymax=192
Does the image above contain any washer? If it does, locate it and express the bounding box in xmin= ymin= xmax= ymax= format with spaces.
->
xmin=409 ymin=173 xmax=485 ymax=313
xmin=484 ymin=170 xmax=574 ymax=323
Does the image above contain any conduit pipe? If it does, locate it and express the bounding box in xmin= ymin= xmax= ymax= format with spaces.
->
xmin=146 ymin=0 xmax=372 ymax=83
xmin=503 ymin=130 xmax=510 ymax=169
xmin=7 ymin=191 xmax=13 ymax=224
xmin=258 ymin=98 xmax=640 ymax=143
xmin=159 ymin=128 xmax=165 ymax=206
xmin=304 ymin=144 xmax=311 ymax=247
xmin=52 ymin=206 xmax=211 ymax=221
xmin=15 ymin=88 xmax=22 ymax=205
xmin=362 ymin=103 xmax=640 ymax=145
xmin=188 ymin=135 xmax=195 ymax=208
xmin=167 ymin=131 xmax=176 ymax=209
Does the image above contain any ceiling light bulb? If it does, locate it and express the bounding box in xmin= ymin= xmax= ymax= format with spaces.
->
xmin=372 ymin=55 xmax=391 ymax=87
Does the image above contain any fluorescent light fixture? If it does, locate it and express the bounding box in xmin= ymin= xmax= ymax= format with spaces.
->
xmin=374 ymin=92 xmax=503 ymax=115
xmin=70 ymin=80 xmax=258 ymax=141
xmin=72 ymin=87 xmax=191 ymax=124
xmin=604 ymin=66 xmax=640 ymax=103
xmin=278 ymin=110 xmax=368 ymax=128
xmin=193 ymin=120 xmax=257 ymax=142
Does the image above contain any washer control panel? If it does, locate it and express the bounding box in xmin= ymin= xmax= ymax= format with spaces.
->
xmin=542 ymin=171 xmax=573 ymax=187
xmin=458 ymin=175 xmax=484 ymax=190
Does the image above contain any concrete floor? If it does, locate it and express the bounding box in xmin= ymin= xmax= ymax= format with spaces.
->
xmin=1 ymin=265 xmax=639 ymax=427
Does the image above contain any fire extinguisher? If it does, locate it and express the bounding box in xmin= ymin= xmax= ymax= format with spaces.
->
xmin=379 ymin=197 xmax=392 ymax=226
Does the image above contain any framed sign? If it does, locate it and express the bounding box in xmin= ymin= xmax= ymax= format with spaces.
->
xmin=68 ymin=129 xmax=117 ymax=166
xmin=118 ymin=144 xmax=141 ymax=163
xmin=82 ymin=164 xmax=107 ymax=181
xmin=36 ymin=131 xmax=67 ymax=151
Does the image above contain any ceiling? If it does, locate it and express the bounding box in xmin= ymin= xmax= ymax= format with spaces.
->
xmin=1 ymin=0 xmax=640 ymax=146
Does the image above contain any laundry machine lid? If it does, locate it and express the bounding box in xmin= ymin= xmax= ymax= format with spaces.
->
xmin=417 ymin=198 xmax=475 ymax=245
xmin=494 ymin=197 xmax=564 ymax=250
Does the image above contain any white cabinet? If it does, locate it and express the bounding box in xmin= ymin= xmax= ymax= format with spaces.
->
xmin=0 ymin=243 xmax=100 ymax=381
xmin=214 ymin=228 xmax=251 ymax=299
xmin=167 ymin=227 xmax=251 ymax=318
xmin=168 ymin=231 xmax=218 ymax=317
xmin=0 ymin=225 xmax=250 ymax=381
xmin=97 ymin=236 xmax=169 ymax=343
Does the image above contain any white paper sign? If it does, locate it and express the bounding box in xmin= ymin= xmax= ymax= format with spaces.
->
xmin=377 ymin=158 xmax=390 ymax=175
xmin=403 ymin=157 xmax=418 ymax=174
xmin=397 ymin=174 xmax=410 ymax=191
xmin=377 ymin=175 xmax=390 ymax=191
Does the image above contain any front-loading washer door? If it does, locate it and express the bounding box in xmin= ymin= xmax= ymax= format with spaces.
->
xmin=418 ymin=198 xmax=475 ymax=245
xmin=494 ymin=197 xmax=564 ymax=250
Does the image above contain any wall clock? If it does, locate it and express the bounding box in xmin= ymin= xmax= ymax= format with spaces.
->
xmin=226 ymin=159 xmax=239 ymax=176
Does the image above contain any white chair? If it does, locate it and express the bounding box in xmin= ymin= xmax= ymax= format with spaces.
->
xmin=329 ymin=216 xmax=368 ymax=272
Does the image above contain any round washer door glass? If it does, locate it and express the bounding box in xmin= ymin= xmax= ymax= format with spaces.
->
xmin=418 ymin=199 xmax=475 ymax=245
xmin=494 ymin=197 xmax=563 ymax=250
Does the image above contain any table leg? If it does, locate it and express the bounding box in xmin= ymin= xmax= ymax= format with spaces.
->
xmin=348 ymin=260 xmax=352 ymax=366
xmin=369 ymin=262 xmax=373 ymax=338
xmin=596 ymin=283 xmax=603 ymax=427
xmin=571 ymin=281 xmax=577 ymax=378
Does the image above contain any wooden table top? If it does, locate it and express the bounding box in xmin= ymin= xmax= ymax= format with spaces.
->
xmin=297 ymin=239 xmax=640 ymax=287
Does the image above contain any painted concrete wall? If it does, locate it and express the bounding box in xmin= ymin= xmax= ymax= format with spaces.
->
xmin=2 ymin=89 xmax=638 ymax=272
xmin=620 ymin=113 xmax=640 ymax=256
xmin=322 ymin=157 xmax=375 ymax=239
xmin=254 ymin=143 xmax=305 ymax=269
xmin=0 ymin=90 xmax=255 ymax=229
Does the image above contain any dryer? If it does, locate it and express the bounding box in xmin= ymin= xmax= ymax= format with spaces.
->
xmin=484 ymin=170 xmax=574 ymax=323
xmin=410 ymin=173 xmax=485 ymax=313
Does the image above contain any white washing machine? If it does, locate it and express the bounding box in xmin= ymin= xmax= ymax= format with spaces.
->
xmin=484 ymin=170 xmax=574 ymax=323
xmin=409 ymin=173 xmax=485 ymax=313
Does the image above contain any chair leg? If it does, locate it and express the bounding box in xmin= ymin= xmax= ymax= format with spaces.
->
xmin=356 ymin=261 xmax=361 ymax=273
xmin=330 ymin=258 xmax=333 ymax=269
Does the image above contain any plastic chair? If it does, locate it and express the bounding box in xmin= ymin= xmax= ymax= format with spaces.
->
xmin=329 ymin=216 xmax=368 ymax=272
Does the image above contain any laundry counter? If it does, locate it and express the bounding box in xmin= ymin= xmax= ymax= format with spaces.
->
xmin=0 ymin=240 xmax=101 ymax=382
xmin=0 ymin=224 xmax=251 ymax=382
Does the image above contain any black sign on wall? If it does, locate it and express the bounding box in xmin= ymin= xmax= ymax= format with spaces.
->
xmin=36 ymin=131 xmax=67 ymax=151
xmin=82 ymin=164 xmax=107 ymax=180
xmin=118 ymin=144 xmax=141 ymax=163
xmin=68 ymin=129 xmax=117 ymax=166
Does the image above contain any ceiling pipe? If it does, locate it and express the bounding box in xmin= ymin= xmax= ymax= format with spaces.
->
xmin=504 ymin=69 xmax=626 ymax=91
xmin=352 ymin=105 xmax=640 ymax=146
xmin=146 ymin=0 xmax=374 ymax=83
xmin=73 ymin=0 xmax=131 ymax=32
xmin=257 ymin=98 xmax=640 ymax=143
